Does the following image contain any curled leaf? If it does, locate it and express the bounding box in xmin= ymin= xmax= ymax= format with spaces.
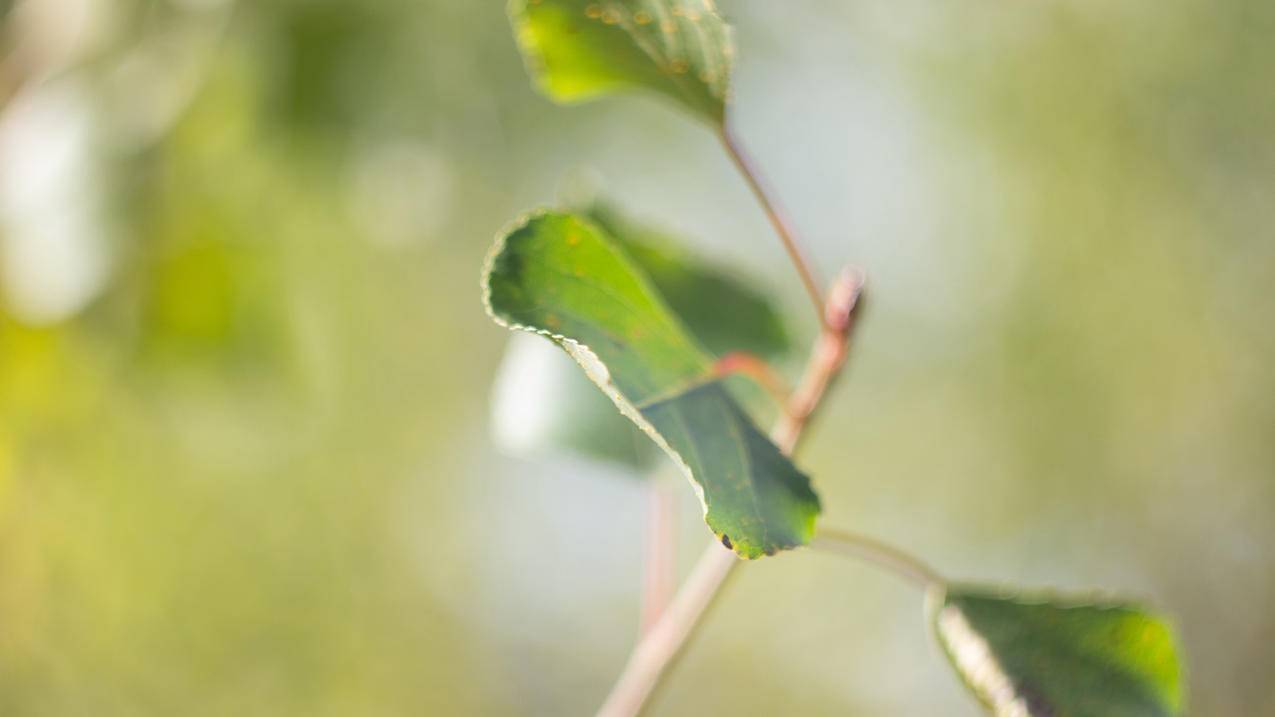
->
xmin=483 ymin=211 xmax=819 ymax=558
xmin=490 ymin=199 xmax=790 ymax=471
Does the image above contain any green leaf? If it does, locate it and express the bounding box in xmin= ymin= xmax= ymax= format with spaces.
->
xmin=483 ymin=210 xmax=819 ymax=558
xmin=931 ymin=586 xmax=1185 ymax=717
xmin=509 ymin=0 xmax=734 ymax=125
xmin=490 ymin=200 xmax=789 ymax=472
xmin=581 ymin=200 xmax=791 ymax=359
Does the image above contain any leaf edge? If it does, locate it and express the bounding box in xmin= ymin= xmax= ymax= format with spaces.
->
xmin=481 ymin=209 xmax=815 ymax=559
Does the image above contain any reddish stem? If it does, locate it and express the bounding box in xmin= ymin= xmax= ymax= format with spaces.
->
xmin=711 ymin=351 xmax=792 ymax=407
xmin=719 ymin=128 xmax=827 ymax=324
xmin=638 ymin=479 xmax=677 ymax=636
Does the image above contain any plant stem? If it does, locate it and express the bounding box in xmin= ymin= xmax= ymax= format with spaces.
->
xmin=638 ymin=478 xmax=677 ymax=635
xmin=711 ymin=351 xmax=792 ymax=408
xmin=772 ymin=266 xmax=865 ymax=453
xmin=598 ymin=540 xmax=738 ymax=717
xmin=597 ymin=269 xmax=866 ymax=717
xmin=719 ymin=127 xmax=827 ymax=324
xmin=812 ymin=528 xmax=945 ymax=589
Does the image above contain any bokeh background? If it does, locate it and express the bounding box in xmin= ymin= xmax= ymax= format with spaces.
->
xmin=1 ymin=0 xmax=1272 ymax=714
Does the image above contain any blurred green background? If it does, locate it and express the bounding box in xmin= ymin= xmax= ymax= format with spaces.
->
xmin=1 ymin=0 xmax=1271 ymax=714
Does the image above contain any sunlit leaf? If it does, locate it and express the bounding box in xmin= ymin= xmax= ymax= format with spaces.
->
xmin=489 ymin=199 xmax=791 ymax=471
xmin=931 ymin=586 xmax=1185 ymax=717
xmin=483 ymin=210 xmax=819 ymax=557
xmin=582 ymin=200 xmax=790 ymax=359
xmin=509 ymin=0 xmax=734 ymax=125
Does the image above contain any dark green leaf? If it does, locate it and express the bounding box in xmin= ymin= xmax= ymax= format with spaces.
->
xmin=483 ymin=210 xmax=819 ymax=558
xmin=509 ymin=0 xmax=734 ymax=125
xmin=931 ymin=586 xmax=1185 ymax=717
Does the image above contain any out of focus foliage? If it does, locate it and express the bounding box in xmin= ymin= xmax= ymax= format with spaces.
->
xmin=0 ymin=0 xmax=1271 ymax=714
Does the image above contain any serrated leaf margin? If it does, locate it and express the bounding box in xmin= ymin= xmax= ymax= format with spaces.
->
xmin=482 ymin=209 xmax=720 ymax=543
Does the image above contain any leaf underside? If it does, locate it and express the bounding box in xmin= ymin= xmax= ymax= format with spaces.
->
xmin=933 ymin=586 xmax=1184 ymax=717
xmin=483 ymin=211 xmax=819 ymax=558
xmin=509 ymin=0 xmax=733 ymax=125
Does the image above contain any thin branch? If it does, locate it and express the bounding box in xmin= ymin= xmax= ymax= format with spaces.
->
xmin=811 ymin=528 xmax=945 ymax=590
xmin=719 ymin=127 xmax=827 ymax=324
xmin=597 ymin=271 xmax=866 ymax=717
xmin=598 ymin=540 xmax=739 ymax=717
xmin=771 ymin=267 xmax=865 ymax=453
xmin=638 ymin=478 xmax=677 ymax=635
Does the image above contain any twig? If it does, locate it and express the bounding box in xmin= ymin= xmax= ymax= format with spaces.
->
xmin=598 ymin=540 xmax=738 ymax=717
xmin=812 ymin=528 xmax=945 ymax=589
xmin=638 ymin=478 xmax=677 ymax=635
xmin=719 ymin=127 xmax=827 ymax=324
xmin=771 ymin=267 xmax=865 ymax=453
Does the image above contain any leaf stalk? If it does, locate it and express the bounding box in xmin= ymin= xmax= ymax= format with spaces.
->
xmin=811 ymin=528 xmax=945 ymax=590
xmin=719 ymin=127 xmax=828 ymax=325
xmin=710 ymin=351 xmax=792 ymax=408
